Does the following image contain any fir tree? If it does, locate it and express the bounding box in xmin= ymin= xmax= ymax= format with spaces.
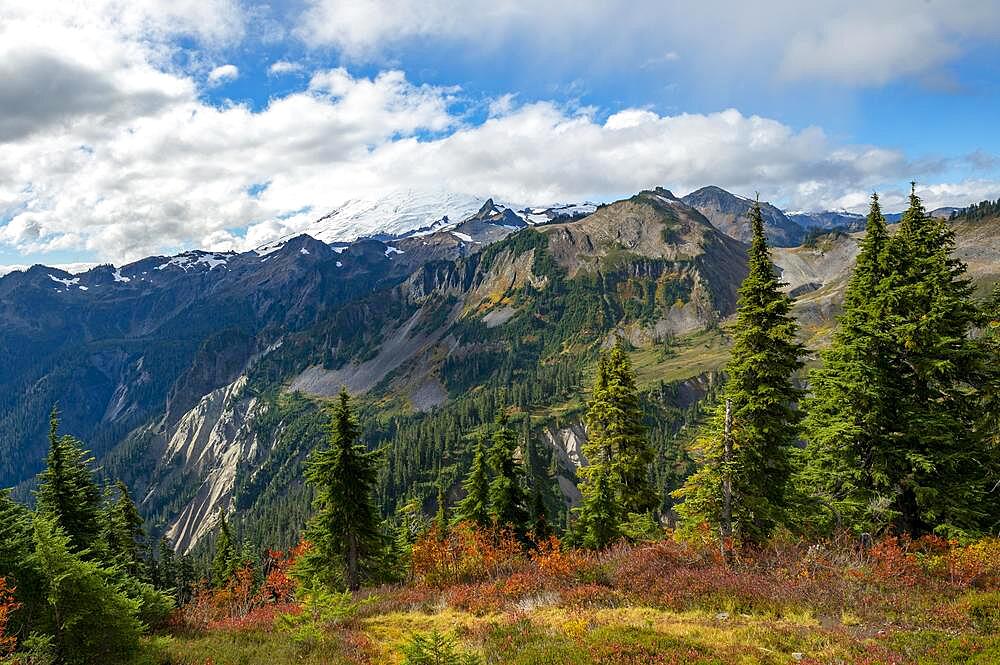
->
xmin=300 ymin=388 xmax=382 ymax=591
xmin=522 ymin=424 xmax=554 ymax=538
xmin=875 ymin=185 xmax=993 ymax=536
xmin=603 ymin=343 xmax=658 ymax=515
xmin=0 ymin=490 xmax=44 ymax=639
xmin=801 ymin=193 xmax=894 ymax=531
xmin=104 ymin=481 xmax=146 ymax=577
xmin=211 ymin=517 xmax=237 ymax=587
xmin=454 ymin=436 xmax=491 ymax=527
xmin=674 ymin=199 xmax=804 ymax=544
xmin=576 ymin=341 xmax=658 ymax=546
xmin=31 ymin=515 xmax=144 ymax=665
xmin=981 ymin=283 xmax=1000 ymax=455
xmin=156 ymin=538 xmax=176 ymax=593
xmin=35 ymin=408 xmax=102 ymax=553
xmin=577 ymin=463 xmax=620 ymax=549
xmin=487 ymin=411 xmax=530 ymax=536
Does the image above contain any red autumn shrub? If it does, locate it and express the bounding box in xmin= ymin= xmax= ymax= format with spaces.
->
xmin=260 ymin=540 xmax=310 ymax=603
xmin=0 ymin=578 xmax=19 ymax=657
xmin=171 ymin=542 xmax=310 ymax=633
xmin=411 ymin=523 xmax=526 ymax=588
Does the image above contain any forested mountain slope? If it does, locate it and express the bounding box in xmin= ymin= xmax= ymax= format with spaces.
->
xmin=1 ymin=187 xmax=996 ymax=556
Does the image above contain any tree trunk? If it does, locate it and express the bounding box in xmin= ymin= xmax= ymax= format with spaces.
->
xmin=720 ymin=399 xmax=734 ymax=565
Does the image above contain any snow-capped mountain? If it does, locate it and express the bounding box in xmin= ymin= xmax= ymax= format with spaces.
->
xmin=279 ymin=190 xmax=492 ymax=246
xmin=258 ymin=189 xmax=599 ymax=255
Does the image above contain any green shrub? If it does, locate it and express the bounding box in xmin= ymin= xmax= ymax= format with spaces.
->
xmin=277 ymin=582 xmax=370 ymax=652
xmin=399 ymin=630 xmax=481 ymax=665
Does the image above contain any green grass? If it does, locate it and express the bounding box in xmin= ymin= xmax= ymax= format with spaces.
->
xmin=149 ymin=590 xmax=1000 ymax=664
xmin=629 ymin=329 xmax=730 ymax=387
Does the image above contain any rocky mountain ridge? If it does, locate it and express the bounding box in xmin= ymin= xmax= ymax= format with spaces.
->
xmin=2 ymin=186 xmax=995 ymax=554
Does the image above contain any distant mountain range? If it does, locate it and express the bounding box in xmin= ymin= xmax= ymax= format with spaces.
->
xmin=0 ymin=185 xmax=993 ymax=554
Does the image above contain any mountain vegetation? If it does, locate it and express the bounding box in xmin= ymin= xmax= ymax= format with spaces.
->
xmin=0 ymin=186 xmax=997 ymax=663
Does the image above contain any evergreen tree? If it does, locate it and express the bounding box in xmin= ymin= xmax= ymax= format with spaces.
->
xmin=30 ymin=516 xmax=143 ymax=665
xmin=454 ymin=436 xmax=491 ymax=527
xmin=981 ymin=283 xmax=1000 ymax=454
xmin=801 ymin=193 xmax=894 ymax=531
xmin=35 ymin=408 xmax=102 ymax=553
xmin=582 ymin=343 xmax=657 ymax=517
xmin=576 ymin=341 xmax=658 ymax=547
xmin=0 ymin=490 xmax=44 ymax=639
xmin=604 ymin=343 xmax=658 ymax=515
xmin=875 ymin=185 xmax=993 ymax=536
xmin=156 ymin=538 xmax=176 ymax=593
xmin=211 ymin=517 xmax=236 ymax=587
xmin=576 ymin=462 xmax=620 ymax=549
xmin=522 ymin=425 xmax=553 ymax=538
xmin=104 ymin=481 xmax=146 ymax=577
xmin=300 ymin=388 xmax=382 ymax=591
xmin=674 ymin=199 xmax=804 ymax=544
xmin=487 ymin=411 xmax=530 ymax=535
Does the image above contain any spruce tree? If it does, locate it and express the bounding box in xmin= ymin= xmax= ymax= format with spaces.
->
xmin=674 ymin=199 xmax=804 ymax=544
xmin=981 ymin=283 xmax=1000 ymax=454
xmin=604 ymin=343 xmax=658 ymax=515
xmin=801 ymin=193 xmax=894 ymax=531
xmin=487 ymin=411 xmax=530 ymax=536
xmin=580 ymin=340 xmax=660 ymax=526
xmin=30 ymin=515 xmax=143 ymax=665
xmin=455 ymin=436 xmax=491 ymax=527
xmin=876 ymin=185 xmax=993 ymax=536
xmin=104 ymin=481 xmax=146 ymax=577
xmin=0 ymin=490 xmax=44 ymax=639
xmin=522 ymin=425 xmax=554 ymax=538
xmin=300 ymin=388 xmax=382 ymax=591
xmin=577 ymin=462 xmax=620 ymax=549
xmin=211 ymin=517 xmax=236 ymax=587
xmin=35 ymin=408 xmax=102 ymax=553
xmin=156 ymin=538 xmax=176 ymax=593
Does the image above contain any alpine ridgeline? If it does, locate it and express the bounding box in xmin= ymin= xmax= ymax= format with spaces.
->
xmin=1 ymin=186 xmax=998 ymax=555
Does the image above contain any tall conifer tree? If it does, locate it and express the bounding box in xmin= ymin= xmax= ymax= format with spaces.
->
xmin=455 ymin=436 xmax=491 ymax=527
xmin=675 ymin=199 xmax=804 ymax=543
xmin=579 ymin=342 xmax=657 ymax=518
xmin=211 ymin=518 xmax=236 ymax=587
xmin=875 ymin=185 xmax=993 ymax=536
xmin=801 ymin=193 xmax=893 ymax=530
xmin=104 ymin=480 xmax=147 ymax=577
xmin=487 ymin=411 xmax=530 ymax=535
xmin=35 ymin=408 xmax=102 ymax=553
xmin=300 ymin=388 xmax=382 ymax=591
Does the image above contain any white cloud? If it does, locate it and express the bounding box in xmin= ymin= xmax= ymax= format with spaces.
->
xmin=207 ymin=64 xmax=239 ymax=84
xmin=294 ymin=0 xmax=1000 ymax=87
xmin=1 ymin=1 xmax=997 ymax=265
xmin=269 ymin=60 xmax=303 ymax=75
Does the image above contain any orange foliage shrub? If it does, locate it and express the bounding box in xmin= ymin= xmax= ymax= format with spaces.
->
xmin=171 ymin=541 xmax=309 ymax=633
xmin=0 ymin=578 xmax=19 ymax=657
xmin=260 ymin=540 xmax=310 ymax=602
xmin=411 ymin=522 xmax=525 ymax=587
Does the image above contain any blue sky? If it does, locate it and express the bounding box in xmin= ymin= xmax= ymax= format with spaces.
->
xmin=2 ymin=0 xmax=999 ymax=268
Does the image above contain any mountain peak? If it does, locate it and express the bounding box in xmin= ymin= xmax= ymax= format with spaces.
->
xmin=681 ymin=186 xmax=804 ymax=246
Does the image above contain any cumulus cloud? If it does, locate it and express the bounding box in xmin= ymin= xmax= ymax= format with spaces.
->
xmin=207 ymin=64 xmax=239 ymax=84
xmin=0 ymin=0 xmax=998 ymax=264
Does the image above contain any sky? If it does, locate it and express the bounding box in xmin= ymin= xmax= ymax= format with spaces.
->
xmin=1 ymin=0 xmax=999 ymax=268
